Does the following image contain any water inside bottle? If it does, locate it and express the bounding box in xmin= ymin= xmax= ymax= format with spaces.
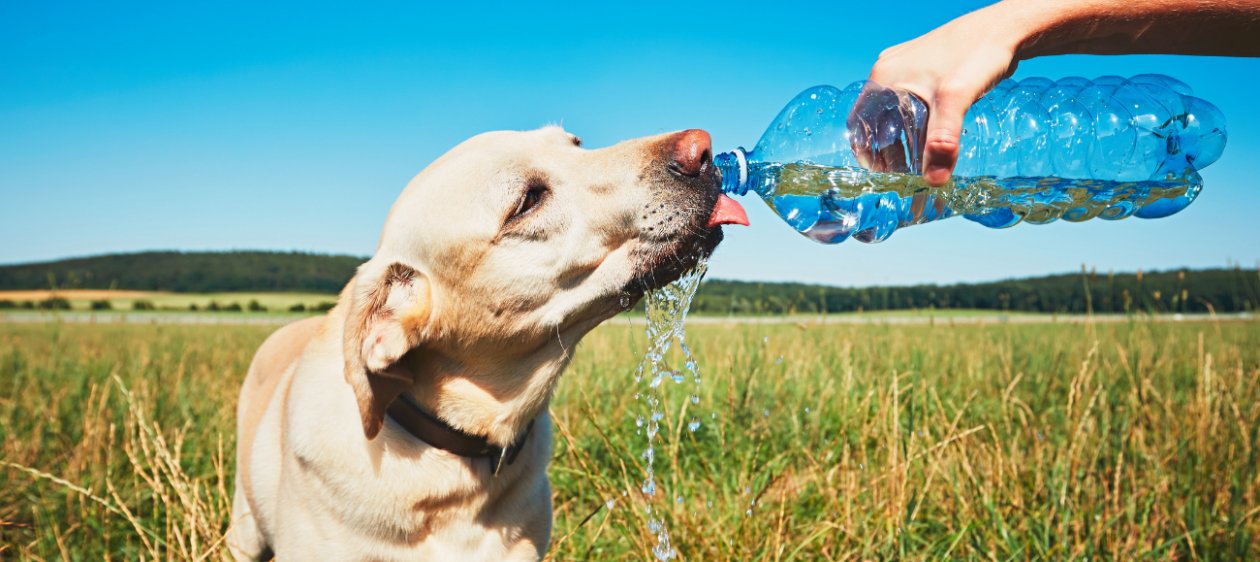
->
xmin=752 ymin=162 xmax=1201 ymax=244
xmin=633 ymin=258 xmax=707 ymax=561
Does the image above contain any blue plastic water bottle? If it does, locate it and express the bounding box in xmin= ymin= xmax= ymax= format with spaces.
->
xmin=714 ymin=74 xmax=1227 ymax=245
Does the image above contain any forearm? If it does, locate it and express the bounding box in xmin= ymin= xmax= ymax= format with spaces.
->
xmin=981 ymin=0 xmax=1260 ymax=59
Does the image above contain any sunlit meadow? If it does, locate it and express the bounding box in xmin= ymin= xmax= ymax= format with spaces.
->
xmin=2 ymin=317 xmax=1258 ymax=560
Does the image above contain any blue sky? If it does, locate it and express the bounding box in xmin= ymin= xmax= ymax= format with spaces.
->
xmin=2 ymin=1 xmax=1257 ymax=286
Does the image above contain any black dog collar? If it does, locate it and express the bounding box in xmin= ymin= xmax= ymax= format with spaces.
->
xmin=386 ymin=392 xmax=534 ymax=476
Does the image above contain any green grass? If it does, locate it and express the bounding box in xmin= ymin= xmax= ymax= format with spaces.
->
xmin=2 ymin=318 xmax=1258 ymax=560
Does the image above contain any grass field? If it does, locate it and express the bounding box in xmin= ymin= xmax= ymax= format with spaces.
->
xmin=2 ymin=317 xmax=1258 ymax=560
xmin=0 ymin=290 xmax=337 ymax=312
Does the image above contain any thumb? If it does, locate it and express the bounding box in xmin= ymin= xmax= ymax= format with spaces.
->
xmin=921 ymin=91 xmax=969 ymax=187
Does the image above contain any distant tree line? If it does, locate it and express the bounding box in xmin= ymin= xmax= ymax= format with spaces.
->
xmin=0 ymin=250 xmax=364 ymax=293
xmin=1 ymin=251 xmax=1256 ymax=314
xmin=689 ymin=267 xmax=1260 ymax=315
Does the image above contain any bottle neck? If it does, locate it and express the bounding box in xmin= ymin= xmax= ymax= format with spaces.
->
xmin=714 ymin=148 xmax=749 ymax=195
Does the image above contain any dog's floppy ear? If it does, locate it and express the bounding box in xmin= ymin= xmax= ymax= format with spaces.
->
xmin=342 ymin=260 xmax=432 ymax=439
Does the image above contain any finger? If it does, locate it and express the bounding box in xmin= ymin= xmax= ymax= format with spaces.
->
xmin=846 ymin=83 xmax=881 ymax=169
xmin=876 ymin=140 xmax=909 ymax=174
xmin=922 ymin=89 xmax=969 ymax=187
xmin=849 ymin=83 xmax=911 ymax=173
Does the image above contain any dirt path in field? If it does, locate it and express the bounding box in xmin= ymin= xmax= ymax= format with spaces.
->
xmin=1 ymin=311 xmax=1253 ymax=327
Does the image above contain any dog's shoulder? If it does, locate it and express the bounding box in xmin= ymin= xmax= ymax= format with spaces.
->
xmin=237 ymin=316 xmax=326 ymax=456
xmin=248 ymin=316 xmax=325 ymax=385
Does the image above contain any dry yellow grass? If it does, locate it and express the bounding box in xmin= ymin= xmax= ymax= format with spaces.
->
xmin=0 ymin=290 xmax=338 ymax=312
xmin=0 ymin=289 xmax=158 ymax=301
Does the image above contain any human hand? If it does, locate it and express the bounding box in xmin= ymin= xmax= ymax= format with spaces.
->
xmin=857 ymin=3 xmax=1024 ymax=186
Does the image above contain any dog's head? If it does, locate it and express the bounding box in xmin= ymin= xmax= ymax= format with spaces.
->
xmin=340 ymin=126 xmax=747 ymax=440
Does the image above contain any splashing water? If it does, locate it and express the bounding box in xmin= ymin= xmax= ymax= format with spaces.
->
xmin=633 ymin=258 xmax=708 ymax=561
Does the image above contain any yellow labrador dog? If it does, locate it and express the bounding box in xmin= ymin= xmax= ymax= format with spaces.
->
xmin=228 ymin=126 xmax=748 ymax=561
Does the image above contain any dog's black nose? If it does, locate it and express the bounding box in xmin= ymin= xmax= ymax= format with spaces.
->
xmin=670 ymin=129 xmax=712 ymax=177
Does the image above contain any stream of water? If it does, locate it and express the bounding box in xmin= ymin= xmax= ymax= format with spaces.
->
xmin=632 ymin=258 xmax=708 ymax=561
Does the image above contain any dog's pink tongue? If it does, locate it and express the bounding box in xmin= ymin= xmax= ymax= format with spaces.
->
xmin=707 ymin=194 xmax=749 ymax=227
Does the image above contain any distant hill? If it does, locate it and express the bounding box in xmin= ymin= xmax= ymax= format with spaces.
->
xmin=0 ymin=251 xmax=364 ymax=293
xmin=1 ymin=251 xmax=1256 ymax=314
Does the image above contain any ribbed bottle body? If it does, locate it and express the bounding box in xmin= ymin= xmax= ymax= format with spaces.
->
xmin=716 ymin=75 xmax=1226 ymax=244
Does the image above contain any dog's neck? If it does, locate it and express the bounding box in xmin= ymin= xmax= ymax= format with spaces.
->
xmin=400 ymin=337 xmax=576 ymax=447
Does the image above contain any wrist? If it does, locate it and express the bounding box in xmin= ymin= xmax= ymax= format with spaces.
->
xmin=984 ymin=0 xmax=1072 ymax=61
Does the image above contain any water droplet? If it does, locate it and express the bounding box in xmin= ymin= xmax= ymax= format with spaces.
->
xmin=774 ymin=356 xmax=784 ymax=365
xmin=606 ymin=498 xmax=617 ymax=509
xmin=619 ymin=294 xmax=631 ymax=308
xmin=687 ymin=420 xmax=700 ymax=432
xmin=675 ymin=495 xmax=684 ymax=504
xmin=804 ymin=407 xmax=811 ymax=414
xmin=689 ymin=394 xmax=699 ymax=405
xmin=763 ymin=409 xmax=770 ymax=417
xmin=652 ymin=543 xmax=677 ymax=561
